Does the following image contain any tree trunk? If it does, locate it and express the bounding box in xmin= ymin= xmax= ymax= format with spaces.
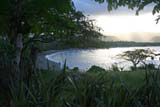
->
xmin=14 ymin=33 xmax=23 ymax=66
xmin=133 ymin=63 xmax=137 ymax=70
xmin=11 ymin=33 xmax=23 ymax=80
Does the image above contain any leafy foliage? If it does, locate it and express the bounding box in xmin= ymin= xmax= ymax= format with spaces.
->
xmin=1 ymin=66 xmax=160 ymax=107
xmin=0 ymin=0 xmax=103 ymax=80
xmin=87 ymin=65 xmax=106 ymax=73
xmin=95 ymin=0 xmax=160 ymax=15
xmin=94 ymin=0 xmax=160 ymax=23
xmin=118 ymin=49 xmax=154 ymax=68
xmin=0 ymin=0 xmax=73 ymax=34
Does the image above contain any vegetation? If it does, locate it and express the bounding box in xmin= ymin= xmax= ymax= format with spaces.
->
xmin=0 ymin=1 xmax=102 ymax=106
xmin=41 ymin=40 xmax=160 ymax=51
xmin=1 ymin=64 xmax=160 ymax=107
xmin=118 ymin=49 xmax=154 ymax=69
xmin=95 ymin=0 xmax=160 ymax=18
xmin=0 ymin=0 xmax=102 ymax=78
xmin=1 ymin=0 xmax=160 ymax=107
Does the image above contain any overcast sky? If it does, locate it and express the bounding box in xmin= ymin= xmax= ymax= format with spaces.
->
xmin=72 ymin=0 xmax=160 ymax=41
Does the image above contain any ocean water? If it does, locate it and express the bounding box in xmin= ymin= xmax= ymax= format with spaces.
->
xmin=46 ymin=46 xmax=160 ymax=70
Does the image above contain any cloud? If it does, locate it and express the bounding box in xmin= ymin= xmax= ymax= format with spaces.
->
xmin=72 ymin=0 xmax=160 ymax=41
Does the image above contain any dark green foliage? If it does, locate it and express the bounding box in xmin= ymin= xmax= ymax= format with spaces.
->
xmin=40 ymin=40 xmax=160 ymax=51
xmin=1 ymin=0 xmax=160 ymax=106
xmin=87 ymin=65 xmax=106 ymax=73
xmin=72 ymin=67 xmax=79 ymax=72
xmin=0 ymin=0 xmax=103 ymax=94
xmin=0 ymin=67 xmax=160 ymax=107
xmin=111 ymin=64 xmax=120 ymax=71
xmin=0 ymin=0 xmax=73 ymax=33
xmin=137 ymin=64 xmax=156 ymax=70
xmin=118 ymin=49 xmax=153 ymax=69
xmin=145 ymin=63 xmax=156 ymax=69
xmin=0 ymin=0 xmax=102 ymax=62
xmin=94 ymin=0 xmax=160 ymax=23
xmin=95 ymin=0 xmax=160 ymax=15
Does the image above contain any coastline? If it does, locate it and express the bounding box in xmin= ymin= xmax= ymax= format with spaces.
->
xmin=36 ymin=46 xmax=160 ymax=70
xmin=36 ymin=50 xmax=61 ymax=71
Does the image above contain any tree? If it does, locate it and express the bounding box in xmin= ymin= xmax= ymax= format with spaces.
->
xmin=62 ymin=11 xmax=102 ymax=45
xmin=0 ymin=0 xmax=75 ymax=81
xmin=44 ymin=10 xmax=102 ymax=48
xmin=0 ymin=0 xmax=102 ymax=79
xmin=95 ymin=0 xmax=160 ymax=23
xmin=118 ymin=49 xmax=153 ymax=69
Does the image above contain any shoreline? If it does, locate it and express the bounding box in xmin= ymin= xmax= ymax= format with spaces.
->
xmin=36 ymin=50 xmax=61 ymax=71
xmin=36 ymin=46 xmax=160 ymax=70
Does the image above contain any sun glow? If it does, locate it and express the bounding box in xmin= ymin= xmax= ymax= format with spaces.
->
xmin=93 ymin=13 xmax=160 ymax=34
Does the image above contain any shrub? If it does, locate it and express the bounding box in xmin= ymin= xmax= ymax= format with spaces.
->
xmin=110 ymin=63 xmax=120 ymax=71
xmin=87 ymin=65 xmax=106 ymax=73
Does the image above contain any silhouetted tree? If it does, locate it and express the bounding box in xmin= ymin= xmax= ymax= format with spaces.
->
xmin=95 ymin=0 xmax=160 ymax=23
xmin=0 ymin=0 xmax=74 ymax=73
xmin=0 ymin=0 xmax=103 ymax=81
xmin=118 ymin=49 xmax=153 ymax=69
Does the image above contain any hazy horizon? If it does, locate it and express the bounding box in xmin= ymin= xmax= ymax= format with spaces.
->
xmin=104 ymin=32 xmax=160 ymax=42
xmin=73 ymin=0 xmax=160 ymax=42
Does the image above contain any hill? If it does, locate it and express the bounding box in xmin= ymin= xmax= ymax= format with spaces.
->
xmin=100 ymin=35 xmax=119 ymax=41
xmin=151 ymin=36 xmax=160 ymax=42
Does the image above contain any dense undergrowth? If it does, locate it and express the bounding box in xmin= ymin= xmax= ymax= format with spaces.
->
xmin=1 ymin=65 xmax=160 ymax=107
xmin=1 ymin=38 xmax=160 ymax=107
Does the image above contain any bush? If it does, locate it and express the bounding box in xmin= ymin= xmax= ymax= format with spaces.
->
xmin=134 ymin=64 xmax=156 ymax=70
xmin=87 ymin=65 xmax=106 ymax=73
xmin=110 ymin=63 xmax=120 ymax=71
xmin=0 ymin=67 xmax=160 ymax=107
xmin=72 ymin=67 xmax=79 ymax=72
xmin=145 ymin=63 xmax=156 ymax=69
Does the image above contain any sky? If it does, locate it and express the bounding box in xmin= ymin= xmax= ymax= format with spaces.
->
xmin=72 ymin=0 xmax=160 ymax=41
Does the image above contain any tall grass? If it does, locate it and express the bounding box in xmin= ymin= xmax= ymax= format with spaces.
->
xmin=0 ymin=67 xmax=159 ymax=107
xmin=1 ymin=47 xmax=160 ymax=107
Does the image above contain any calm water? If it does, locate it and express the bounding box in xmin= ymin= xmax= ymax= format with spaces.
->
xmin=46 ymin=47 xmax=160 ymax=70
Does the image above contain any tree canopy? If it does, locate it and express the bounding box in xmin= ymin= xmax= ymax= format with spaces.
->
xmin=118 ymin=49 xmax=154 ymax=69
xmin=95 ymin=0 xmax=160 ymax=23
xmin=95 ymin=0 xmax=160 ymax=15
xmin=0 ymin=0 xmax=73 ymax=36
xmin=0 ymin=0 xmax=102 ymax=71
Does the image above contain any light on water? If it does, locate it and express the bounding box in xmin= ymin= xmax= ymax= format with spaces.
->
xmin=46 ymin=47 xmax=160 ymax=70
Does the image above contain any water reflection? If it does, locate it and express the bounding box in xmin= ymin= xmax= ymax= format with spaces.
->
xmin=46 ymin=47 xmax=160 ymax=70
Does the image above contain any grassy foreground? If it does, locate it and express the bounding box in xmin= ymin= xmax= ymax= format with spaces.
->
xmin=1 ymin=66 xmax=160 ymax=107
